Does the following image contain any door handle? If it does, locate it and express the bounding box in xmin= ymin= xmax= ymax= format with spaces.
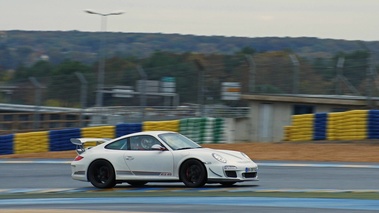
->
xmin=125 ymin=156 xmax=134 ymax=160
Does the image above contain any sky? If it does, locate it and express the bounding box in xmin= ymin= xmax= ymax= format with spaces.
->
xmin=1 ymin=0 xmax=379 ymax=41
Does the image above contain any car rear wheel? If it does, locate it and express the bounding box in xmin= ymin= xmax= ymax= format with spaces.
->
xmin=126 ymin=181 xmax=148 ymax=187
xmin=88 ymin=160 xmax=116 ymax=188
xmin=180 ymin=159 xmax=207 ymax=187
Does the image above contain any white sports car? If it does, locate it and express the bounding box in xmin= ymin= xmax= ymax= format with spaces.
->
xmin=70 ymin=131 xmax=258 ymax=188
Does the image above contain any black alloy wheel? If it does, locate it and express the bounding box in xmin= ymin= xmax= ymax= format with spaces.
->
xmin=88 ymin=160 xmax=116 ymax=188
xmin=180 ymin=159 xmax=207 ymax=187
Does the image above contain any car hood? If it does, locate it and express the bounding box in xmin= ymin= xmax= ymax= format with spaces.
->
xmin=183 ymin=147 xmax=254 ymax=163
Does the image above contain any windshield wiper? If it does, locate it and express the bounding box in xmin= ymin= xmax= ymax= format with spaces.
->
xmin=177 ymin=147 xmax=193 ymax=150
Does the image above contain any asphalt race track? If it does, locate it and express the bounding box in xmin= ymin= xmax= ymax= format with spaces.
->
xmin=0 ymin=159 xmax=379 ymax=212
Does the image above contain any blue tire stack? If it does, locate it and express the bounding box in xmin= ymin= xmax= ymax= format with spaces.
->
xmin=313 ymin=113 xmax=328 ymax=140
xmin=368 ymin=110 xmax=379 ymax=139
xmin=115 ymin=123 xmax=142 ymax=138
xmin=0 ymin=134 xmax=14 ymax=155
xmin=49 ymin=128 xmax=81 ymax=151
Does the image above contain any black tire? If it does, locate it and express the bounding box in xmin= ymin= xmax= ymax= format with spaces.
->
xmin=126 ymin=181 xmax=148 ymax=187
xmin=88 ymin=160 xmax=116 ymax=188
xmin=220 ymin=182 xmax=236 ymax=187
xmin=180 ymin=159 xmax=207 ymax=187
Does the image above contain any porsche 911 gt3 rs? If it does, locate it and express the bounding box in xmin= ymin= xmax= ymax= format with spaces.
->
xmin=70 ymin=131 xmax=258 ymax=188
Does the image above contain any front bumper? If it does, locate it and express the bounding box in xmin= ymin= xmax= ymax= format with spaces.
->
xmin=206 ymin=162 xmax=258 ymax=183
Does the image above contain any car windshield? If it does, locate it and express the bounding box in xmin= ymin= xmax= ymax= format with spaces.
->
xmin=158 ymin=133 xmax=202 ymax=150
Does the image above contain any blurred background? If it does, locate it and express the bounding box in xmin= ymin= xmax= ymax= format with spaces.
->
xmin=0 ymin=31 xmax=379 ymax=135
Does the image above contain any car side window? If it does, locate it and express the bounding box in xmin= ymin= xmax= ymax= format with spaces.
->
xmin=130 ymin=135 xmax=163 ymax=150
xmin=130 ymin=136 xmax=143 ymax=150
xmin=105 ymin=138 xmax=128 ymax=150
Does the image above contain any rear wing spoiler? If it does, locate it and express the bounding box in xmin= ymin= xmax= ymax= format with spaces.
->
xmin=70 ymin=138 xmax=111 ymax=154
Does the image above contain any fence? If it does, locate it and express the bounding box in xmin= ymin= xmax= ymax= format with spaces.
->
xmin=1 ymin=52 xmax=379 ymax=109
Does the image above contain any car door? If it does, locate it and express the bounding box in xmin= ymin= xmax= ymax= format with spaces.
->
xmin=124 ymin=135 xmax=174 ymax=177
xmin=103 ymin=138 xmax=133 ymax=176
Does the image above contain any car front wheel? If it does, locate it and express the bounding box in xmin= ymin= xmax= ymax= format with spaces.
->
xmin=180 ymin=159 xmax=207 ymax=187
xmin=88 ymin=160 xmax=116 ymax=188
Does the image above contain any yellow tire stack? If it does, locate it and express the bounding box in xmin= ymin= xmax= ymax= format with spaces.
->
xmin=327 ymin=112 xmax=344 ymax=140
xmin=283 ymin=126 xmax=292 ymax=141
xmin=289 ymin=114 xmax=314 ymax=141
xmin=81 ymin=126 xmax=115 ymax=147
xmin=142 ymin=120 xmax=180 ymax=132
xmin=338 ymin=110 xmax=368 ymax=140
xmin=14 ymin=131 xmax=49 ymax=154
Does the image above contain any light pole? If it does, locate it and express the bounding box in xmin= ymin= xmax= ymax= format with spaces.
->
xmin=137 ymin=65 xmax=147 ymax=122
xmin=336 ymin=57 xmax=345 ymax=95
xmin=289 ymin=54 xmax=300 ymax=94
xmin=85 ymin=9 xmax=124 ymax=107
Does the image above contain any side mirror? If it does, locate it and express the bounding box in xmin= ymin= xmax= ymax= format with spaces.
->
xmin=151 ymin=144 xmax=167 ymax=151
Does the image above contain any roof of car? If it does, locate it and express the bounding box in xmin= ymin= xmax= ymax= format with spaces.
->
xmin=123 ymin=131 xmax=175 ymax=137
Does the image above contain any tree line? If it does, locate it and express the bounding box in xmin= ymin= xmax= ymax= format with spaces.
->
xmin=0 ymin=31 xmax=377 ymax=108
xmin=0 ymin=49 xmax=375 ymax=108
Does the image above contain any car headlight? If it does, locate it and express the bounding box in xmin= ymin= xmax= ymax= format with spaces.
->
xmin=241 ymin=152 xmax=251 ymax=160
xmin=212 ymin=153 xmax=227 ymax=163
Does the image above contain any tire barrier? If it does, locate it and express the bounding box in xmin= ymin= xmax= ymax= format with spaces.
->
xmin=285 ymin=110 xmax=375 ymax=142
xmin=313 ymin=113 xmax=328 ymax=140
xmin=115 ymin=123 xmax=142 ymax=137
xmin=212 ymin=118 xmax=225 ymax=143
xmin=142 ymin=118 xmax=225 ymax=143
xmin=81 ymin=126 xmax=115 ymax=147
xmin=180 ymin=117 xmax=225 ymax=144
xmin=179 ymin=117 xmax=204 ymax=143
xmin=368 ymin=110 xmax=379 ymax=139
xmin=0 ymin=117 xmax=225 ymax=155
xmin=337 ymin=110 xmax=367 ymax=140
xmin=143 ymin=120 xmax=180 ymax=132
xmin=287 ymin=114 xmax=314 ymax=141
xmin=49 ymin=128 xmax=81 ymax=151
xmin=326 ymin=112 xmax=343 ymax=140
xmin=0 ymin=134 xmax=13 ymax=155
xmin=14 ymin=131 xmax=49 ymax=154
xmin=283 ymin=126 xmax=292 ymax=141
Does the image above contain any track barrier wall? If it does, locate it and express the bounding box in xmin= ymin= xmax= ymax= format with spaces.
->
xmin=0 ymin=117 xmax=225 ymax=155
xmin=284 ymin=109 xmax=379 ymax=141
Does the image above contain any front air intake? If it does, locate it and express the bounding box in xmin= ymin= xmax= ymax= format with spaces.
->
xmin=225 ymin=171 xmax=237 ymax=178
xmin=243 ymin=172 xmax=257 ymax=178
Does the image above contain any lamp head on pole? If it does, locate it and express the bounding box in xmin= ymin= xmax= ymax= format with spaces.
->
xmin=84 ymin=9 xmax=98 ymax=15
xmin=84 ymin=9 xmax=124 ymax=16
xmin=108 ymin=11 xmax=124 ymax=16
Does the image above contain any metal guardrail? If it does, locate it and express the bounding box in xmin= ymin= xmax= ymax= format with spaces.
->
xmin=85 ymin=105 xmax=249 ymax=122
xmin=0 ymin=104 xmax=250 ymax=134
xmin=0 ymin=112 xmax=89 ymax=135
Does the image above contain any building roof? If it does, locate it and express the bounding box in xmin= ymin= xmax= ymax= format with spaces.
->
xmin=241 ymin=94 xmax=379 ymax=106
